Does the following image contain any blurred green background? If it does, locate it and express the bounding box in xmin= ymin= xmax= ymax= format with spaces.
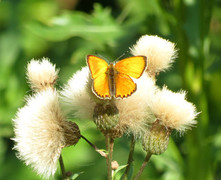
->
xmin=0 ymin=0 xmax=221 ymax=179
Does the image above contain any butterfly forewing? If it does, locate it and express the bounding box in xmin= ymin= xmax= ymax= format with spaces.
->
xmin=115 ymin=56 xmax=147 ymax=79
xmin=87 ymin=55 xmax=109 ymax=79
xmin=115 ymin=73 xmax=136 ymax=98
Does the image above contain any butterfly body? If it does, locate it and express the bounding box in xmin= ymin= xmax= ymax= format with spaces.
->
xmin=87 ymin=55 xmax=147 ymax=99
xmin=106 ymin=63 xmax=116 ymax=97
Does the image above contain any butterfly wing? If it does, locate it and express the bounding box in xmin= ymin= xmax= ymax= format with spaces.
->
xmin=87 ymin=55 xmax=109 ymax=79
xmin=93 ymin=73 xmax=111 ymax=99
xmin=87 ymin=55 xmax=111 ymax=99
xmin=115 ymin=73 xmax=136 ymax=98
xmin=115 ymin=56 xmax=147 ymax=79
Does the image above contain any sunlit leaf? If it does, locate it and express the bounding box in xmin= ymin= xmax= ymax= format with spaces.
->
xmin=26 ymin=4 xmax=123 ymax=43
xmin=113 ymin=164 xmax=127 ymax=180
xmin=70 ymin=172 xmax=84 ymax=180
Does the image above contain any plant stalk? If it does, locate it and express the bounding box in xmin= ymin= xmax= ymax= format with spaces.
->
xmin=59 ymin=155 xmax=66 ymax=180
xmin=106 ymin=134 xmax=111 ymax=180
xmin=109 ymin=137 xmax=114 ymax=177
xmin=81 ymin=135 xmax=107 ymax=158
xmin=122 ymin=135 xmax=136 ymax=180
xmin=133 ymin=152 xmax=152 ymax=180
xmin=106 ymin=134 xmax=115 ymax=180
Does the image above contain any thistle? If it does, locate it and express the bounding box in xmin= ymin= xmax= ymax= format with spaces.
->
xmin=131 ymin=35 xmax=177 ymax=79
xmin=13 ymin=59 xmax=81 ymax=178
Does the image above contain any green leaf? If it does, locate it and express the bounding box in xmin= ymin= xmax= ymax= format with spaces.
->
xmin=70 ymin=171 xmax=84 ymax=180
xmin=113 ymin=164 xmax=127 ymax=180
xmin=26 ymin=5 xmax=123 ymax=43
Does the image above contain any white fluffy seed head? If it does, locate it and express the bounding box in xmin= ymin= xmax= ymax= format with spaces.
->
xmin=116 ymin=74 xmax=157 ymax=138
xmin=131 ymin=35 xmax=177 ymax=76
xmin=61 ymin=67 xmax=96 ymax=120
xmin=149 ymin=86 xmax=198 ymax=132
xmin=13 ymin=89 xmax=80 ymax=178
xmin=27 ymin=58 xmax=59 ymax=91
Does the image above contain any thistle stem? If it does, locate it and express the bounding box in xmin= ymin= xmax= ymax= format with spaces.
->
xmin=106 ymin=134 xmax=113 ymax=180
xmin=110 ymin=138 xmax=115 ymax=177
xmin=133 ymin=152 xmax=152 ymax=180
xmin=122 ymin=135 xmax=136 ymax=180
xmin=81 ymin=135 xmax=107 ymax=158
xmin=59 ymin=155 xmax=66 ymax=180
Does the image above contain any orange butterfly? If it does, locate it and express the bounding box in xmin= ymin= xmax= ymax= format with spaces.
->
xmin=87 ymin=55 xmax=147 ymax=99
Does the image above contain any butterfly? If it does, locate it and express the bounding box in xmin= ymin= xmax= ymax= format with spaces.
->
xmin=87 ymin=55 xmax=147 ymax=99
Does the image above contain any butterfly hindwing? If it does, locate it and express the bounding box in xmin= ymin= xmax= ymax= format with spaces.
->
xmin=93 ymin=73 xmax=111 ymax=99
xmin=115 ymin=73 xmax=136 ymax=98
xmin=115 ymin=56 xmax=147 ymax=79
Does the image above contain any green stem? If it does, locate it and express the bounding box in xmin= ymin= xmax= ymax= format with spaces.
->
xmin=59 ymin=155 xmax=66 ymax=180
xmin=106 ymin=134 xmax=112 ymax=180
xmin=133 ymin=152 xmax=152 ymax=180
xmin=81 ymin=135 xmax=107 ymax=158
xmin=109 ymin=138 xmax=115 ymax=178
xmin=122 ymin=135 xmax=136 ymax=180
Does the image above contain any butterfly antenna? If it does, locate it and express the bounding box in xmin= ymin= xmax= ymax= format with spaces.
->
xmin=115 ymin=50 xmax=130 ymax=61
xmin=93 ymin=51 xmax=108 ymax=61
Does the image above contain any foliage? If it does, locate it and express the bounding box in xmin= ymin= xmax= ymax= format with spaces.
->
xmin=0 ymin=0 xmax=221 ymax=179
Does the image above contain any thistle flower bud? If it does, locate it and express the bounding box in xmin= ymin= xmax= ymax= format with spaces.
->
xmin=106 ymin=124 xmax=126 ymax=139
xmin=27 ymin=58 xmax=59 ymax=91
xmin=93 ymin=102 xmax=119 ymax=135
xmin=142 ymin=120 xmax=171 ymax=155
xmin=63 ymin=121 xmax=81 ymax=147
